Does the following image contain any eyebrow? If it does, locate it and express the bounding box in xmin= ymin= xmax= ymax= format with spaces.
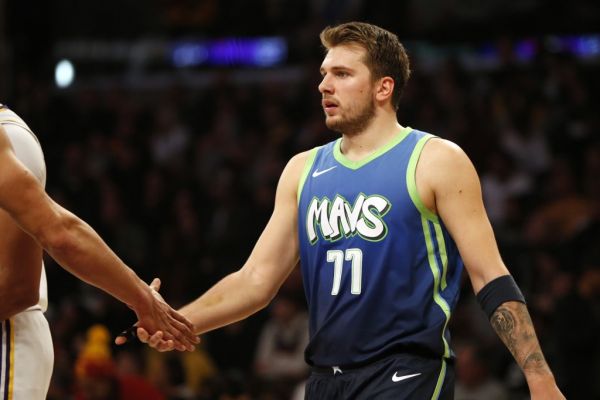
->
xmin=319 ymin=65 xmax=353 ymax=75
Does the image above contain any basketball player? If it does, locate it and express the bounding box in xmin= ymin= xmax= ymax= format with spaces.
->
xmin=121 ymin=22 xmax=564 ymax=399
xmin=0 ymin=104 xmax=198 ymax=400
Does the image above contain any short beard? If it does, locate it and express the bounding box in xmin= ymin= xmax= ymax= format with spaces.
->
xmin=326 ymin=97 xmax=376 ymax=136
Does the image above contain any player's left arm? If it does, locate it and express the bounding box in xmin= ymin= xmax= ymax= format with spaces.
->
xmin=418 ymin=138 xmax=564 ymax=399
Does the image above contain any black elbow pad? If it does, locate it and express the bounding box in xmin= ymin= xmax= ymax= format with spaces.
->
xmin=476 ymin=275 xmax=526 ymax=319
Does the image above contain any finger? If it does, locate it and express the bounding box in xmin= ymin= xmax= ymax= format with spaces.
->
xmin=170 ymin=335 xmax=196 ymax=352
xmin=137 ymin=327 xmax=151 ymax=343
xmin=165 ymin=317 xmax=200 ymax=349
xmin=115 ymin=325 xmax=138 ymax=345
xmin=166 ymin=327 xmax=196 ymax=351
xmin=158 ymin=340 xmax=176 ymax=352
xmin=148 ymin=331 xmax=164 ymax=348
xmin=154 ymin=333 xmax=189 ymax=353
xmin=150 ymin=278 xmax=161 ymax=291
xmin=173 ymin=338 xmax=192 ymax=352
xmin=151 ymin=336 xmax=177 ymax=352
xmin=168 ymin=309 xmax=199 ymax=343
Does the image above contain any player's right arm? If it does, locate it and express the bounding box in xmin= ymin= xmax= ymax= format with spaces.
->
xmin=124 ymin=150 xmax=309 ymax=350
xmin=0 ymin=126 xmax=198 ymax=349
xmin=420 ymin=138 xmax=564 ymax=399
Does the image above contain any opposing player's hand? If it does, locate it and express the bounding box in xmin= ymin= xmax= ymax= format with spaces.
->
xmin=137 ymin=327 xmax=179 ymax=352
xmin=115 ymin=278 xmax=199 ymax=351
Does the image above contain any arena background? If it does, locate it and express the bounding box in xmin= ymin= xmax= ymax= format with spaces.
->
xmin=1 ymin=1 xmax=599 ymax=399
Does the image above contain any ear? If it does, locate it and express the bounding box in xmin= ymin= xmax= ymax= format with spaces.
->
xmin=375 ymin=77 xmax=395 ymax=104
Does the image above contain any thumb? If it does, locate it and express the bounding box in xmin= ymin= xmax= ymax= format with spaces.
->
xmin=115 ymin=325 xmax=138 ymax=345
xmin=150 ymin=278 xmax=161 ymax=291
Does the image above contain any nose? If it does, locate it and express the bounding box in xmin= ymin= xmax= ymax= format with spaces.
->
xmin=318 ymin=74 xmax=333 ymax=94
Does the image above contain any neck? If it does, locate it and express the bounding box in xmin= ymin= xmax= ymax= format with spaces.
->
xmin=340 ymin=110 xmax=404 ymax=161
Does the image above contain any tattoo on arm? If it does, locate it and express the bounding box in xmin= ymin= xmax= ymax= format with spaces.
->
xmin=490 ymin=302 xmax=552 ymax=377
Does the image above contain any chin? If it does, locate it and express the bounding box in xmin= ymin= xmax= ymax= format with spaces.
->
xmin=325 ymin=122 xmax=339 ymax=132
xmin=325 ymin=117 xmax=343 ymax=131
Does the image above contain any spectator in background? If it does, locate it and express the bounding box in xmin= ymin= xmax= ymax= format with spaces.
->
xmin=525 ymin=158 xmax=595 ymax=248
xmin=253 ymin=292 xmax=309 ymax=383
xmin=481 ymin=149 xmax=532 ymax=227
xmin=145 ymin=343 xmax=218 ymax=399
xmin=454 ymin=342 xmax=509 ymax=400
xmin=552 ymin=258 xmax=600 ymax=399
xmin=74 ymin=325 xmax=165 ymax=400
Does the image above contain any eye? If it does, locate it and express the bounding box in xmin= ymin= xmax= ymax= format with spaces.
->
xmin=336 ymin=71 xmax=349 ymax=78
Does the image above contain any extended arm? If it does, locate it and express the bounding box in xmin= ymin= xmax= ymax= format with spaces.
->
xmin=418 ymin=138 xmax=564 ymax=399
xmin=176 ymin=151 xmax=305 ymax=332
xmin=0 ymin=127 xmax=197 ymax=348
xmin=121 ymin=151 xmax=308 ymax=348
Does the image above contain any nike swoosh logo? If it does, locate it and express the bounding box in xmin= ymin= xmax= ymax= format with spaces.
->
xmin=392 ymin=372 xmax=421 ymax=383
xmin=312 ymin=166 xmax=337 ymax=178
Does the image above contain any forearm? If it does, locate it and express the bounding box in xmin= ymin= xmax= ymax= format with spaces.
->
xmin=490 ymin=301 xmax=554 ymax=384
xmin=41 ymin=210 xmax=151 ymax=310
xmin=180 ymin=268 xmax=273 ymax=335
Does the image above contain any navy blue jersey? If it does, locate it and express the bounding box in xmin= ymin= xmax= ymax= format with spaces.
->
xmin=297 ymin=128 xmax=464 ymax=367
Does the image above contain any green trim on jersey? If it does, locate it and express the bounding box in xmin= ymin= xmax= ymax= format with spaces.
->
xmin=431 ymin=359 xmax=447 ymax=400
xmin=433 ymin=223 xmax=449 ymax=290
xmin=413 ymin=134 xmax=452 ymax=363
xmin=407 ymin=134 xmax=438 ymax=222
xmin=421 ymin=216 xmax=451 ymax=359
xmin=333 ymin=126 xmax=412 ymax=170
xmin=297 ymin=147 xmax=320 ymax=204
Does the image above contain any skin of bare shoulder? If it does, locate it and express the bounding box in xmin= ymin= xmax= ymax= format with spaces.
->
xmin=283 ymin=150 xmax=314 ymax=199
xmin=414 ymin=137 xmax=471 ymax=215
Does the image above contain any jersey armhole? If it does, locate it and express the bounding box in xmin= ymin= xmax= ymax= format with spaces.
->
xmin=406 ymin=134 xmax=439 ymax=222
xmin=297 ymin=146 xmax=320 ymax=204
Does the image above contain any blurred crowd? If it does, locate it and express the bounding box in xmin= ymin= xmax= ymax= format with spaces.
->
xmin=3 ymin=34 xmax=600 ymax=400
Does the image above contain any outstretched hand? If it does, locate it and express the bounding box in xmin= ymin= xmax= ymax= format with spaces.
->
xmin=133 ymin=326 xmax=179 ymax=352
xmin=115 ymin=278 xmax=199 ymax=351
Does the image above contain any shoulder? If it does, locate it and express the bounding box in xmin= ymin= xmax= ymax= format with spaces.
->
xmin=420 ymin=138 xmax=478 ymax=183
xmin=289 ymin=148 xmax=317 ymax=170
xmin=283 ymin=147 xmax=321 ymax=181
xmin=276 ymin=148 xmax=321 ymax=201
xmin=414 ymin=137 xmax=482 ymax=206
xmin=421 ymin=137 xmax=469 ymax=165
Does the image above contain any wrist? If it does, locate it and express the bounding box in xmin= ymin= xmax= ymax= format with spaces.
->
xmin=526 ymin=370 xmax=556 ymax=388
xmin=127 ymin=278 xmax=154 ymax=314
